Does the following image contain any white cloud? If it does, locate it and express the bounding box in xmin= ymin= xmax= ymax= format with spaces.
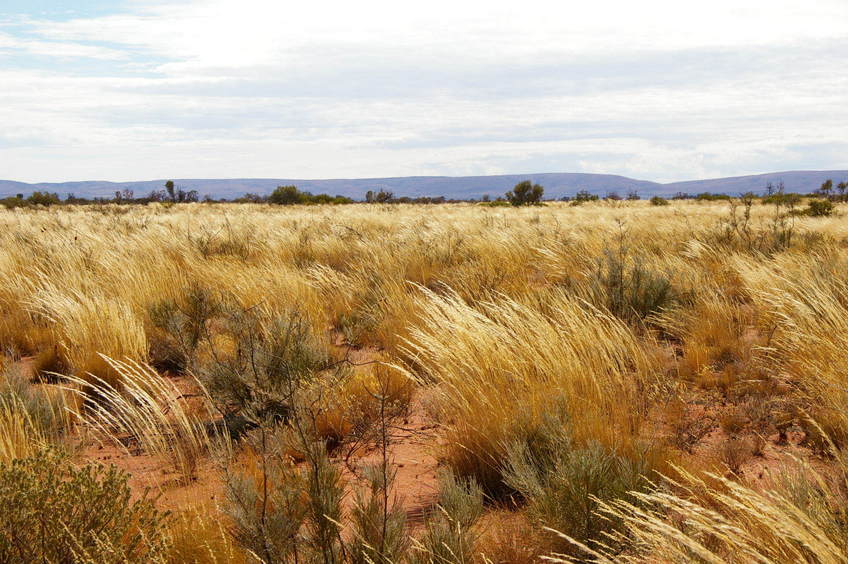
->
xmin=1 ymin=0 xmax=847 ymax=182
xmin=0 ymin=31 xmax=126 ymax=59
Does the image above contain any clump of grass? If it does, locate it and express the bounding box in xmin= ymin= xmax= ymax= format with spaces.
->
xmin=546 ymin=462 xmax=848 ymax=563
xmin=740 ymin=253 xmax=848 ymax=448
xmin=0 ymin=364 xmax=69 ymax=463
xmin=718 ymin=436 xmax=753 ymax=475
xmin=656 ymin=292 xmax=760 ymax=389
xmin=410 ymin=470 xmax=485 ymax=564
xmin=404 ymin=286 xmax=662 ymax=494
xmin=31 ymin=290 xmax=147 ymax=387
xmin=66 ymin=355 xmax=216 ymax=483
xmin=166 ymin=503 xmax=247 ymax=564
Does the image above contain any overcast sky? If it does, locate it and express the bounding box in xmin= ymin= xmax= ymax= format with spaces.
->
xmin=1 ymin=0 xmax=846 ymax=183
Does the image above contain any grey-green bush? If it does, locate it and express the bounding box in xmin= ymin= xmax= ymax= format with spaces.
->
xmin=0 ymin=448 xmax=169 ymax=563
xmin=502 ymin=418 xmax=650 ymax=555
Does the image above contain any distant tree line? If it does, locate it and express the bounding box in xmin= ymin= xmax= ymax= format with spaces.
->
xmin=3 ymin=177 xmax=846 ymax=210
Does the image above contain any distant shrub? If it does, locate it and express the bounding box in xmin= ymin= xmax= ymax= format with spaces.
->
xmin=269 ymin=185 xmax=352 ymax=205
xmin=650 ymin=195 xmax=670 ymax=206
xmin=0 ymin=448 xmax=169 ymax=562
xmin=0 ymin=192 xmax=61 ymax=209
xmin=0 ymin=196 xmax=25 ymax=209
xmin=365 ymin=189 xmax=394 ymax=203
xmin=505 ymin=180 xmax=544 ymax=206
xmin=572 ymin=190 xmax=599 ymax=204
xmin=268 ymin=185 xmax=307 ymax=205
xmin=695 ymin=192 xmax=732 ymax=201
xmin=762 ymin=192 xmax=802 ymax=206
xmin=807 ymin=199 xmax=834 ymax=217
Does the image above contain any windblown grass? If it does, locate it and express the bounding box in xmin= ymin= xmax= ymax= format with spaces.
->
xmin=0 ymin=200 xmax=847 ymax=560
xmin=403 ymin=286 xmax=664 ymax=492
xmin=66 ymin=355 xmax=220 ymax=483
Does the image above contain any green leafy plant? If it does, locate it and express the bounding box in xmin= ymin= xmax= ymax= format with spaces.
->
xmin=502 ymin=417 xmax=650 ymax=555
xmin=0 ymin=448 xmax=170 ymax=563
xmin=807 ymin=199 xmax=834 ymax=217
xmin=411 ymin=470 xmax=485 ymax=564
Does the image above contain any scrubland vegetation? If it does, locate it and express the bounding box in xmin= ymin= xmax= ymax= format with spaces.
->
xmin=1 ymin=196 xmax=848 ymax=562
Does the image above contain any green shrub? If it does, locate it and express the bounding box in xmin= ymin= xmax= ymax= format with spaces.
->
xmin=27 ymin=191 xmax=62 ymax=207
xmin=349 ymin=464 xmax=409 ymax=564
xmin=0 ymin=196 xmax=25 ymax=210
xmin=502 ymin=418 xmax=650 ymax=555
xmin=224 ymin=449 xmax=308 ymax=562
xmin=148 ymin=285 xmax=219 ymax=373
xmin=695 ymin=192 xmax=731 ymax=201
xmin=0 ymin=448 xmax=169 ymax=562
xmin=223 ymin=429 xmax=345 ymax=563
xmin=590 ymin=247 xmax=675 ymax=323
xmin=505 ymin=180 xmax=544 ymax=206
xmin=268 ymin=185 xmax=352 ymax=205
xmin=807 ymin=199 xmax=834 ymax=217
xmin=649 ymin=195 xmax=670 ymax=206
xmin=572 ymin=190 xmax=599 ymax=203
xmin=411 ymin=470 xmax=484 ymax=564
xmin=200 ymin=309 xmax=328 ymax=428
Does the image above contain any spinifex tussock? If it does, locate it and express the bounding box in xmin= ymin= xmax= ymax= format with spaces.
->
xmin=403 ymin=285 xmax=663 ymax=493
xmin=65 ymin=355 xmax=222 ymax=483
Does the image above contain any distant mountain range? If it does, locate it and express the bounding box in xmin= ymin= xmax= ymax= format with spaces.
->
xmin=1 ymin=170 xmax=846 ymax=201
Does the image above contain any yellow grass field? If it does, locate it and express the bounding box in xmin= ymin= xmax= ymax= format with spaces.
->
xmin=2 ymin=199 xmax=848 ymax=562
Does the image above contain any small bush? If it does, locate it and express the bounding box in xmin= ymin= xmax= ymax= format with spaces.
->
xmin=0 ymin=448 xmax=170 ymax=562
xmin=590 ymin=249 xmax=675 ymax=323
xmin=650 ymin=195 xmax=670 ymax=206
xmin=148 ymin=285 xmax=219 ymax=373
xmin=223 ymin=429 xmax=345 ymax=562
xmin=200 ymin=309 xmax=329 ymax=426
xmin=224 ymin=451 xmax=308 ymax=562
xmin=502 ymin=418 xmax=651 ymax=555
xmin=719 ymin=437 xmax=753 ymax=475
xmin=807 ymin=199 xmax=834 ymax=217
xmin=411 ymin=470 xmax=484 ymax=564
xmin=349 ymin=463 xmax=408 ymax=564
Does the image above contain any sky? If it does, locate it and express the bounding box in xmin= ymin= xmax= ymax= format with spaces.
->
xmin=1 ymin=0 xmax=846 ymax=183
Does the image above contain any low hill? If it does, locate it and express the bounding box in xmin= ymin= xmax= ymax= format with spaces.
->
xmin=1 ymin=170 xmax=846 ymax=200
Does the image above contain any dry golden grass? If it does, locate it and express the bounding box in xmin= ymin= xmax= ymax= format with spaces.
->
xmin=403 ymin=286 xmax=661 ymax=490
xmin=1 ymin=199 xmax=847 ymax=560
xmin=65 ymin=356 xmax=219 ymax=483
